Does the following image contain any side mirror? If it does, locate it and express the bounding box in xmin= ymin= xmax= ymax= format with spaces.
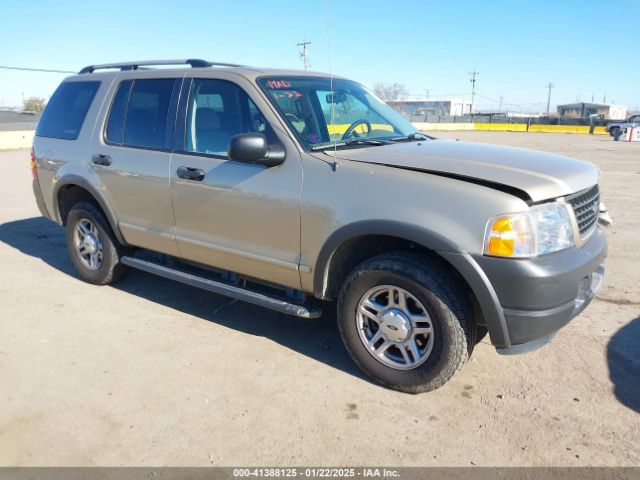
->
xmin=228 ymin=133 xmax=285 ymax=167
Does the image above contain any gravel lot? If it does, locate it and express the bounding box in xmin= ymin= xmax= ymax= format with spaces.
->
xmin=0 ymin=132 xmax=638 ymax=467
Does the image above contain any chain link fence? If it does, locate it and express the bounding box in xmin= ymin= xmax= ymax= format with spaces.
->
xmin=404 ymin=112 xmax=610 ymax=127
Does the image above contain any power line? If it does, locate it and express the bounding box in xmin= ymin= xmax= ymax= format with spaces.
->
xmin=0 ymin=65 xmax=75 ymax=74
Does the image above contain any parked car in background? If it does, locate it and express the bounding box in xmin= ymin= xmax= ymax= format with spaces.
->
xmin=606 ymin=114 xmax=640 ymax=137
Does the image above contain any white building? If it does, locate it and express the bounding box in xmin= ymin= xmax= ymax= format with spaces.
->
xmin=557 ymin=102 xmax=628 ymax=120
xmin=388 ymin=98 xmax=472 ymax=118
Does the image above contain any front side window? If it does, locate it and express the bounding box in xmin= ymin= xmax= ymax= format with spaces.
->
xmin=183 ymin=79 xmax=267 ymax=157
xmin=36 ymin=81 xmax=100 ymax=140
xmin=258 ymin=77 xmax=418 ymax=150
xmin=105 ymin=78 xmax=175 ymax=149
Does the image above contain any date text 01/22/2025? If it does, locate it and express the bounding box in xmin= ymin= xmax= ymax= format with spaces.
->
xmin=232 ymin=468 xmax=400 ymax=478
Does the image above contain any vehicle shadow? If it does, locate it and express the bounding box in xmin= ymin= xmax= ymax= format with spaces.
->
xmin=0 ymin=216 xmax=370 ymax=384
xmin=606 ymin=316 xmax=640 ymax=413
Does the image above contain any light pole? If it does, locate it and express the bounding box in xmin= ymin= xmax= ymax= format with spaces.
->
xmin=545 ymin=83 xmax=554 ymax=116
xmin=297 ymin=39 xmax=311 ymax=70
xmin=469 ymin=70 xmax=479 ymax=113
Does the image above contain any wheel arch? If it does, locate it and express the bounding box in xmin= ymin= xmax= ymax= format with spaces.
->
xmin=313 ymin=220 xmax=459 ymax=300
xmin=53 ymin=175 xmax=126 ymax=245
xmin=313 ymin=220 xmax=511 ymax=348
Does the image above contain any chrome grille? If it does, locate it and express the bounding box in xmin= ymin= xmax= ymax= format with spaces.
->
xmin=567 ymin=185 xmax=600 ymax=237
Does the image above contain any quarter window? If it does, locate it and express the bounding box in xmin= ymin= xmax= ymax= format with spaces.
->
xmin=36 ymin=81 xmax=100 ymax=140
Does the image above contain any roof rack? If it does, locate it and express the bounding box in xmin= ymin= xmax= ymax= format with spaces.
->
xmin=78 ymin=59 xmax=246 ymax=74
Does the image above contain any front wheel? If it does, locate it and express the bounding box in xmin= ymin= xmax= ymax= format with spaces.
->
xmin=337 ymin=252 xmax=474 ymax=393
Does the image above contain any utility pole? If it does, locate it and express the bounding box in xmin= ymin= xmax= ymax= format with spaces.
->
xmin=297 ymin=39 xmax=311 ymax=70
xmin=469 ymin=70 xmax=479 ymax=113
xmin=545 ymin=83 xmax=554 ymax=116
xmin=498 ymin=95 xmax=504 ymax=113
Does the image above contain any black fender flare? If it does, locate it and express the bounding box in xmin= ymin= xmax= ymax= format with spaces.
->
xmin=313 ymin=220 xmax=510 ymax=348
xmin=313 ymin=220 xmax=458 ymax=298
xmin=52 ymin=174 xmax=127 ymax=245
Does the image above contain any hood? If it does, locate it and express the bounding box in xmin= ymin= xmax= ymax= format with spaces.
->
xmin=323 ymin=139 xmax=598 ymax=202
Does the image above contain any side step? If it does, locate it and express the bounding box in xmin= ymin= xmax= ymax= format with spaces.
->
xmin=121 ymin=256 xmax=322 ymax=319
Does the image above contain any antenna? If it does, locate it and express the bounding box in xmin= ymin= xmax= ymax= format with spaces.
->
xmin=323 ymin=0 xmax=338 ymax=171
xmin=297 ymin=39 xmax=311 ymax=71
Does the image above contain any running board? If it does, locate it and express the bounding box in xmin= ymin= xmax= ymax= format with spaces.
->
xmin=121 ymin=256 xmax=322 ymax=319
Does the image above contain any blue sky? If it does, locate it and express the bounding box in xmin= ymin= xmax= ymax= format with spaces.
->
xmin=1 ymin=0 xmax=638 ymax=112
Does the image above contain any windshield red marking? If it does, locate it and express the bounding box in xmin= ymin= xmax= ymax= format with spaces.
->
xmin=266 ymin=80 xmax=292 ymax=89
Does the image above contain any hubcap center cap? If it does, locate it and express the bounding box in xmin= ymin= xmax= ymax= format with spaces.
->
xmin=380 ymin=309 xmax=411 ymax=342
xmin=83 ymin=234 xmax=99 ymax=254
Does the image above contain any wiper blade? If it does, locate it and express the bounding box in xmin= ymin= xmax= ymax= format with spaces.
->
xmin=345 ymin=138 xmax=391 ymax=146
xmin=390 ymin=132 xmax=429 ymax=142
xmin=310 ymin=138 xmax=390 ymax=151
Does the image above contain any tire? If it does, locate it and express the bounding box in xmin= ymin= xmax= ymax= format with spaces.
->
xmin=65 ymin=201 xmax=128 ymax=285
xmin=337 ymin=251 xmax=474 ymax=393
xmin=609 ymin=127 xmax=618 ymax=137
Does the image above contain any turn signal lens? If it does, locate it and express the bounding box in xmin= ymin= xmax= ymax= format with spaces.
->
xmin=485 ymin=213 xmax=535 ymax=257
xmin=487 ymin=218 xmax=516 ymax=256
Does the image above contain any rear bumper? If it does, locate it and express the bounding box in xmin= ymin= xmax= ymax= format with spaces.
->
xmin=441 ymin=227 xmax=607 ymax=352
xmin=32 ymin=179 xmax=51 ymax=219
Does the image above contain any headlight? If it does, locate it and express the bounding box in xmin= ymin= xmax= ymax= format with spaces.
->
xmin=484 ymin=202 xmax=574 ymax=258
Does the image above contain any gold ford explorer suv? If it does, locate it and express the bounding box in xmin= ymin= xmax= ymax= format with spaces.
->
xmin=31 ymin=59 xmax=610 ymax=393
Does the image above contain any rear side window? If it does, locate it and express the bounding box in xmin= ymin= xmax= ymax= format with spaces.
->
xmin=105 ymin=78 xmax=175 ymax=150
xmin=36 ymin=81 xmax=100 ymax=140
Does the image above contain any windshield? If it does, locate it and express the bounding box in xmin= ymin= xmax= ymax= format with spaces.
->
xmin=257 ymin=76 xmax=420 ymax=150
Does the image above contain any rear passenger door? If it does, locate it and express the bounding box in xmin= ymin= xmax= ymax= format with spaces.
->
xmin=169 ymin=76 xmax=303 ymax=289
xmin=90 ymin=75 xmax=181 ymax=256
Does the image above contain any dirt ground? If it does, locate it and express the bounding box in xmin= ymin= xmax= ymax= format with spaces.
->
xmin=0 ymin=132 xmax=638 ymax=467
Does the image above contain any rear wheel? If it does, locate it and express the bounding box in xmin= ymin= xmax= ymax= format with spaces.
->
xmin=65 ymin=202 xmax=128 ymax=285
xmin=337 ymin=251 xmax=474 ymax=393
xmin=609 ymin=127 xmax=619 ymax=137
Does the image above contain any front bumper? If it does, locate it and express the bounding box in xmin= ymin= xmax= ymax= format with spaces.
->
xmin=477 ymin=227 xmax=607 ymax=350
xmin=441 ymin=227 xmax=607 ymax=353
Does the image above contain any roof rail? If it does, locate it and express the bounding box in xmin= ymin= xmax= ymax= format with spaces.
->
xmin=78 ymin=59 xmax=246 ymax=74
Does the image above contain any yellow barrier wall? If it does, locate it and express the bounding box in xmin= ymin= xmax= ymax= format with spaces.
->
xmin=0 ymin=130 xmax=34 ymax=150
xmin=474 ymin=123 xmax=528 ymax=132
xmin=528 ymin=125 xmax=591 ymax=134
xmin=413 ymin=122 xmax=475 ymax=131
xmin=326 ymin=123 xmax=394 ymax=135
xmin=413 ymin=122 xmax=607 ymax=135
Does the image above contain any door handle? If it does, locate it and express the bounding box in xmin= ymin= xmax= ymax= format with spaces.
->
xmin=91 ymin=154 xmax=112 ymax=166
xmin=177 ymin=166 xmax=205 ymax=181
